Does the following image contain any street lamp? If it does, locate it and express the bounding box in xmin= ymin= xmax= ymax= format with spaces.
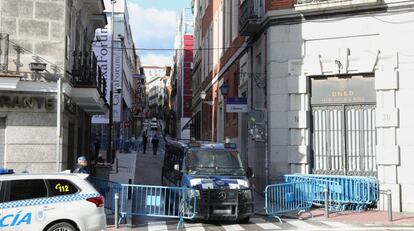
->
xmin=219 ymin=81 xmax=229 ymax=142
xmin=219 ymin=82 xmax=230 ymax=97
xmin=200 ymin=90 xmax=206 ymax=100
xmin=107 ymin=0 xmax=117 ymax=163
xmin=200 ymin=90 xmax=213 ymax=105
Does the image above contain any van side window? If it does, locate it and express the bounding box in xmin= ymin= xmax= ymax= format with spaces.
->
xmin=8 ymin=180 xmax=48 ymax=202
xmin=47 ymin=179 xmax=79 ymax=196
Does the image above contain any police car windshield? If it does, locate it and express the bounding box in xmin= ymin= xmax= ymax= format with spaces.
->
xmin=186 ymin=149 xmax=244 ymax=175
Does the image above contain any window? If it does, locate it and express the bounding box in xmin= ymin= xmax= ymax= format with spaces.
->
xmin=208 ymin=23 xmax=213 ymax=72
xmin=65 ymin=36 xmax=70 ymax=60
xmin=47 ymin=179 xmax=79 ymax=196
xmin=219 ymin=1 xmax=224 ymax=57
xmin=9 ymin=180 xmax=48 ymax=202
xmin=213 ymin=13 xmax=218 ymax=65
xmin=232 ymin=0 xmax=239 ymax=41
xmin=225 ymin=0 xmax=231 ymax=49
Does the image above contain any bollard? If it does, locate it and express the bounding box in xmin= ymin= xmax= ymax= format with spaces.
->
xmin=116 ymin=157 xmax=119 ymax=174
xmin=387 ymin=191 xmax=393 ymax=222
xmin=380 ymin=190 xmax=393 ymax=222
xmin=114 ymin=192 xmax=119 ymax=228
xmin=324 ymin=186 xmax=329 ymax=218
xmin=128 ymin=179 xmax=132 ymax=200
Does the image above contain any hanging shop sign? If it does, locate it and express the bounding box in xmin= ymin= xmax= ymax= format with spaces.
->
xmin=226 ymin=97 xmax=248 ymax=113
xmin=0 ymin=94 xmax=55 ymax=112
xmin=311 ymin=77 xmax=376 ymax=105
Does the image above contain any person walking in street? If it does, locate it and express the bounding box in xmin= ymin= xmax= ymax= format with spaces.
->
xmin=73 ymin=156 xmax=89 ymax=174
xmin=152 ymin=134 xmax=159 ymax=156
xmin=163 ymin=127 xmax=167 ymax=141
xmin=142 ymin=132 xmax=148 ymax=154
xmin=93 ymin=134 xmax=100 ymax=161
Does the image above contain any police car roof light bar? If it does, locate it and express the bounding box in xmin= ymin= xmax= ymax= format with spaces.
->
xmin=0 ymin=168 xmax=14 ymax=174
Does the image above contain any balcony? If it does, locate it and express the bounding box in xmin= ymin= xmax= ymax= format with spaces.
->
xmin=294 ymin=0 xmax=383 ymax=14
xmin=240 ymin=0 xmax=263 ymax=36
xmin=69 ymin=51 xmax=108 ymax=115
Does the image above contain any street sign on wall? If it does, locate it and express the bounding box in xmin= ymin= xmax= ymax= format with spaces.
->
xmin=226 ymin=97 xmax=248 ymax=113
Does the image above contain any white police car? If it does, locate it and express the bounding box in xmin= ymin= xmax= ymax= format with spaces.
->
xmin=0 ymin=170 xmax=106 ymax=231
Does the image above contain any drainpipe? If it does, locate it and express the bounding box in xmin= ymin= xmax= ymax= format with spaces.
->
xmin=264 ymin=31 xmax=269 ymax=186
xmin=56 ymin=77 xmax=62 ymax=172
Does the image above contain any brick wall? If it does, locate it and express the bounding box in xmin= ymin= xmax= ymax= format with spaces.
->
xmin=266 ymin=0 xmax=295 ymax=11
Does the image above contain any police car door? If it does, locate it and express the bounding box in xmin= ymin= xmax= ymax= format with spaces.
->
xmin=0 ymin=180 xmax=5 ymax=230
xmin=2 ymin=179 xmax=49 ymax=230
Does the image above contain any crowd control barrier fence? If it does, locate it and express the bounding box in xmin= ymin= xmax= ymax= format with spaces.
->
xmin=88 ymin=176 xmax=122 ymax=212
xmin=265 ymin=182 xmax=313 ymax=223
xmin=120 ymin=184 xmax=197 ymax=229
xmin=284 ymin=174 xmax=379 ymax=211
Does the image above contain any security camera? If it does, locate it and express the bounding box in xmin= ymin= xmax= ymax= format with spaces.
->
xmin=117 ymin=34 xmax=125 ymax=40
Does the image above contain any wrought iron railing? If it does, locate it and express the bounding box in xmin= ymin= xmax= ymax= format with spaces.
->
xmin=240 ymin=0 xmax=263 ymax=31
xmin=70 ymin=51 xmax=106 ymax=98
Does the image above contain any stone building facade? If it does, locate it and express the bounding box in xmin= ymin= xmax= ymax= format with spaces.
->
xmin=240 ymin=0 xmax=414 ymax=212
xmin=191 ymin=0 xmax=414 ymax=212
xmin=0 ymin=0 xmax=107 ymax=172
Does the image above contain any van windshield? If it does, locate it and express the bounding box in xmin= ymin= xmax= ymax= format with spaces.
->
xmin=186 ymin=149 xmax=245 ymax=176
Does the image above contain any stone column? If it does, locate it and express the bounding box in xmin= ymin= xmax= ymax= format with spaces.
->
xmin=375 ymin=53 xmax=401 ymax=212
xmin=287 ymin=61 xmax=310 ymax=174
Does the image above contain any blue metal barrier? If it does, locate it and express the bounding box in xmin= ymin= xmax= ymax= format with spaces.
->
xmin=88 ymin=176 xmax=122 ymax=212
xmin=120 ymin=184 xmax=197 ymax=229
xmin=118 ymin=139 xmax=142 ymax=153
xmin=284 ymin=174 xmax=379 ymax=211
xmin=265 ymin=182 xmax=313 ymax=223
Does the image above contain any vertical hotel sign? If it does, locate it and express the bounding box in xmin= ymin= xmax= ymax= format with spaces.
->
xmin=91 ymin=28 xmax=122 ymax=123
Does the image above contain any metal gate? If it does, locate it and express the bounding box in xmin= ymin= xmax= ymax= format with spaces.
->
xmin=312 ymin=104 xmax=376 ymax=176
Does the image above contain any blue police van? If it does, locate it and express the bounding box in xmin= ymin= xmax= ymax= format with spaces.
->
xmin=161 ymin=140 xmax=254 ymax=222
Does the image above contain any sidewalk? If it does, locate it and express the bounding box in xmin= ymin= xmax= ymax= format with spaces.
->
xmin=253 ymin=188 xmax=414 ymax=226
xmin=311 ymin=209 xmax=414 ymax=226
xmin=109 ymin=152 xmax=137 ymax=184
xmin=105 ymin=151 xmax=138 ymax=230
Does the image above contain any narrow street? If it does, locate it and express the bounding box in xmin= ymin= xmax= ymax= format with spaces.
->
xmin=118 ymin=124 xmax=413 ymax=231
xmin=131 ymin=128 xmax=169 ymax=227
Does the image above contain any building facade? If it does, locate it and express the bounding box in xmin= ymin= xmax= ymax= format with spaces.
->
xmin=92 ymin=0 xmax=139 ymax=159
xmin=172 ymin=8 xmax=193 ymax=140
xmin=193 ymin=0 xmax=414 ymax=212
xmin=191 ymin=0 xmax=245 ymax=146
xmin=0 ymin=0 xmax=107 ymax=172
xmin=143 ymin=66 xmax=169 ymax=119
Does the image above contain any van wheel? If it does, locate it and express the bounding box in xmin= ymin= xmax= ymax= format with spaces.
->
xmin=46 ymin=222 xmax=78 ymax=231
xmin=237 ymin=216 xmax=250 ymax=224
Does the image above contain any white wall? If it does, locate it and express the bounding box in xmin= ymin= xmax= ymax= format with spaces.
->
xmin=266 ymin=10 xmax=414 ymax=212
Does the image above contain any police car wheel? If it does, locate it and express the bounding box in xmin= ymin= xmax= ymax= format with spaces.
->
xmin=46 ymin=222 xmax=78 ymax=231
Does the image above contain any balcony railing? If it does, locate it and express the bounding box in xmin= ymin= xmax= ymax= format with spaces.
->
xmin=294 ymin=0 xmax=382 ymax=13
xmin=240 ymin=0 xmax=263 ymax=36
xmin=70 ymin=51 xmax=107 ymax=99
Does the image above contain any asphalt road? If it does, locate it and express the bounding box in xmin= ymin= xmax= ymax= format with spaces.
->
xmin=126 ymin=126 xmax=411 ymax=231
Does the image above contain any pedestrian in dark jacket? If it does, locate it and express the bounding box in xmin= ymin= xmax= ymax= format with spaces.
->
xmin=73 ymin=156 xmax=89 ymax=174
xmin=142 ymin=132 xmax=148 ymax=154
xmin=152 ymin=134 xmax=159 ymax=156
